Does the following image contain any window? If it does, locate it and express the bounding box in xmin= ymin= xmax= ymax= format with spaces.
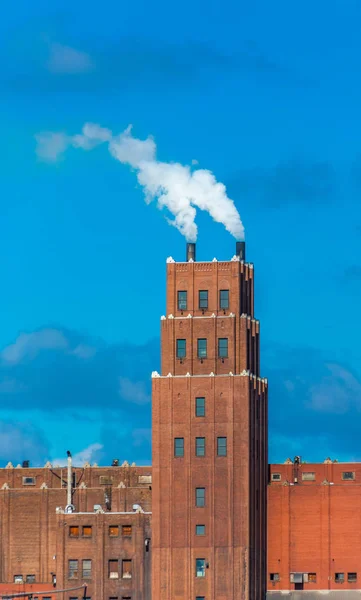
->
xmin=22 ymin=476 xmax=35 ymax=485
xmin=196 ymin=487 xmax=205 ymax=507
xmin=69 ymin=597 xmax=78 ymax=600
xmin=195 ymin=397 xmax=205 ymax=417
xmin=109 ymin=525 xmax=119 ymax=537
xmin=82 ymin=559 xmax=92 ymax=579
xmin=271 ymin=473 xmax=281 ymax=482
xmin=196 ymin=437 xmax=205 ymax=457
xmin=342 ymin=471 xmax=355 ymax=480
xmin=218 ymin=338 xmax=228 ymax=358
xmin=26 ymin=575 xmax=35 ymax=583
xmin=176 ymin=339 xmax=186 ymax=359
xmin=302 ymin=472 xmax=315 ymax=481
xmin=197 ymin=338 xmax=207 ymax=359
xmin=122 ymin=560 xmax=132 ymax=579
xmin=348 ymin=573 xmax=357 ymax=583
xmin=220 ymin=290 xmax=229 ymax=309
xmin=196 ymin=558 xmax=206 ymax=577
xmin=199 ymin=290 xmax=208 ymax=310
xmin=122 ymin=525 xmax=132 ymax=537
xmin=335 ymin=573 xmax=344 ymax=583
xmin=68 ymin=560 xmax=78 ymax=579
xmin=99 ymin=476 xmax=113 ymax=485
xmin=196 ymin=525 xmax=205 ymax=536
xmin=270 ymin=573 xmax=280 ymax=582
xmin=14 ymin=575 xmax=23 ymax=584
xmin=69 ymin=526 xmax=79 ymax=537
xmin=308 ymin=573 xmax=317 ymax=583
xmin=82 ymin=526 xmax=92 ymax=537
xmin=174 ymin=438 xmax=184 ymax=458
xmin=178 ymin=291 xmax=187 ymax=311
xmin=109 ymin=560 xmax=119 ymax=579
xmin=196 ymin=598 xmax=205 ymax=600
xmin=217 ymin=437 xmax=227 ymax=457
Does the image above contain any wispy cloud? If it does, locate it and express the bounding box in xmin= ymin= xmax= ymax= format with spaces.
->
xmin=119 ymin=378 xmax=150 ymax=405
xmin=47 ymin=42 xmax=94 ymax=74
xmin=52 ymin=443 xmax=103 ymax=467
xmin=1 ymin=329 xmax=68 ymax=365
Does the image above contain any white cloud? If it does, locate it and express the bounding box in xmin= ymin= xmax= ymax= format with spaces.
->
xmin=119 ymin=377 xmax=150 ymax=405
xmin=52 ymin=443 xmax=103 ymax=467
xmin=35 ymin=132 xmax=70 ymax=162
xmin=1 ymin=329 xmax=68 ymax=365
xmin=47 ymin=42 xmax=94 ymax=74
xmin=71 ymin=344 xmax=97 ymax=359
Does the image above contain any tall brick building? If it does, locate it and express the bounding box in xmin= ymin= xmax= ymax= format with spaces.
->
xmin=152 ymin=242 xmax=268 ymax=600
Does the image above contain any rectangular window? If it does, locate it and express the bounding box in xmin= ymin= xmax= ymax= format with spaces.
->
xmin=196 ymin=558 xmax=206 ymax=578
xmin=271 ymin=473 xmax=281 ymax=481
xmin=348 ymin=573 xmax=357 ymax=583
xmin=335 ymin=573 xmax=344 ymax=583
xmin=69 ymin=526 xmax=79 ymax=538
xmin=109 ymin=525 xmax=119 ymax=537
xmin=68 ymin=560 xmax=78 ymax=579
xmin=199 ymin=290 xmax=208 ymax=310
xmin=195 ymin=437 xmax=205 ymax=457
xmin=176 ymin=339 xmax=186 ymax=359
xmin=22 ymin=476 xmax=35 ymax=485
xmin=178 ymin=291 xmax=187 ymax=311
xmin=109 ymin=560 xmax=119 ymax=579
xmin=69 ymin=597 xmax=78 ymax=600
xmin=342 ymin=471 xmax=355 ymax=480
xmin=122 ymin=525 xmax=132 ymax=537
xmin=174 ymin=437 xmax=184 ymax=458
xmin=308 ymin=573 xmax=317 ymax=583
xmin=99 ymin=476 xmax=113 ymax=485
xmin=82 ymin=559 xmax=92 ymax=579
xmin=218 ymin=338 xmax=228 ymax=358
xmin=26 ymin=575 xmax=35 ymax=583
xmin=270 ymin=573 xmax=280 ymax=582
xmin=82 ymin=526 xmax=92 ymax=537
xmin=220 ymin=290 xmax=229 ymax=309
xmin=196 ymin=487 xmax=205 ymax=507
xmin=302 ymin=472 xmax=315 ymax=481
xmin=122 ymin=560 xmax=132 ymax=579
xmin=196 ymin=524 xmax=205 ymax=536
xmin=14 ymin=575 xmax=23 ymax=584
xmin=195 ymin=397 xmax=205 ymax=417
xmin=217 ymin=437 xmax=227 ymax=457
xmin=196 ymin=598 xmax=205 ymax=600
xmin=197 ymin=338 xmax=207 ymax=359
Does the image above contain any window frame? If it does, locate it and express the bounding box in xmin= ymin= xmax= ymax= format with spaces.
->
xmin=82 ymin=526 xmax=92 ymax=538
xmin=217 ymin=436 xmax=227 ymax=457
xmin=196 ymin=558 xmax=206 ymax=578
xmin=308 ymin=573 xmax=317 ymax=583
xmin=197 ymin=338 xmax=207 ymax=359
xmin=196 ymin=524 xmax=205 ymax=536
xmin=174 ymin=437 xmax=185 ymax=458
xmin=122 ymin=525 xmax=132 ymax=537
xmin=195 ymin=487 xmax=205 ymax=507
xmin=270 ymin=573 xmax=280 ymax=582
xmin=108 ymin=559 xmax=119 ymax=579
xmin=195 ymin=437 xmax=205 ymax=457
xmin=22 ymin=476 xmax=35 ymax=486
xmin=122 ymin=559 xmax=132 ymax=579
xmin=335 ymin=572 xmax=345 ymax=583
xmin=199 ymin=290 xmax=208 ymax=310
xmin=68 ymin=559 xmax=78 ymax=580
xmin=69 ymin=526 xmax=80 ymax=538
xmin=271 ymin=473 xmax=281 ymax=482
xmin=348 ymin=572 xmax=357 ymax=583
xmin=82 ymin=559 xmax=92 ymax=580
xmin=26 ymin=575 xmax=36 ymax=584
xmin=218 ymin=337 xmax=229 ymax=358
xmin=177 ymin=290 xmax=187 ymax=311
xmin=195 ymin=397 xmax=205 ymax=417
xmin=219 ymin=289 xmax=229 ymax=310
xmin=342 ymin=471 xmax=355 ymax=481
xmin=109 ymin=525 xmax=119 ymax=537
xmin=176 ymin=339 xmax=186 ymax=359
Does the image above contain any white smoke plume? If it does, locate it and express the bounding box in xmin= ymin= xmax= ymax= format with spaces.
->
xmin=35 ymin=123 xmax=245 ymax=242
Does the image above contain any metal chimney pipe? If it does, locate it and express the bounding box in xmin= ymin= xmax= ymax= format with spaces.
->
xmin=67 ymin=451 xmax=72 ymax=507
xmin=236 ymin=241 xmax=246 ymax=261
xmin=186 ymin=243 xmax=196 ymax=262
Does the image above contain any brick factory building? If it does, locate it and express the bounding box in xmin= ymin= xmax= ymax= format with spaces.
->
xmin=0 ymin=244 xmax=358 ymax=600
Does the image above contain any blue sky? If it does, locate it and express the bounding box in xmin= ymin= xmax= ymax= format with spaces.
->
xmin=0 ymin=0 xmax=361 ymax=466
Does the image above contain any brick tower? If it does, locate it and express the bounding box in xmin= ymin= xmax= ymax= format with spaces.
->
xmin=152 ymin=242 xmax=268 ymax=600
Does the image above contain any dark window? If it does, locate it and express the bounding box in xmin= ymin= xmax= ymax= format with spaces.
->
xmin=270 ymin=573 xmax=280 ymax=582
xmin=220 ymin=290 xmax=229 ymax=309
xmin=196 ymin=437 xmax=205 ymax=457
xmin=196 ymin=397 xmax=205 ymax=417
xmin=217 ymin=437 xmax=227 ymax=456
xmin=308 ymin=573 xmax=317 ymax=583
xmin=196 ymin=598 xmax=205 ymax=600
xmin=348 ymin=573 xmax=357 ymax=583
xmin=82 ymin=526 xmax=92 ymax=537
xmin=109 ymin=525 xmax=119 ymax=537
xmin=196 ymin=559 xmax=206 ymax=577
xmin=178 ymin=291 xmax=187 ymax=311
xmin=14 ymin=575 xmax=23 ymax=584
xmin=335 ymin=573 xmax=344 ymax=583
xmin=68 ymin=560 xmax=78 ymax=579
xmin=197 ymin=338 xmax=207 ymax=359
xmin=196 ymin=524 xmax=205 ymax=536
xmin=122 ymin=525 xmax=132 ymax=537
xmin=174 ymin=438 xmax=184 ymax=457
xmin=69 ymin=597 xmax=78 ymax=600
xmin=69 ymin=526 xmax=79 ymax=538
xmin=82 ymin=559 xmax=92 ymax=579
xmin=22 ymin=476 xmax=35 ymax=485
xmin=271 ymin=473 xmax=281 ymax=481
xmin=199 ymin=290 xmax=208 ymax=309
xmin=196 ymin=487 xmax=205 ymax=507
xmin=218 ymin=338 xmax=228 ymax=358
xmin=109 ymin=560 xmax=119 ymax=579
xmin=176 ymin=339 xmax=186 ymax=359
xmin=122 ymin=560 xmax=132 ymax=579
xmin=342 ymin=471 xmax=355 ymax=480
xmin=26 ymin=575 xmax=35 ymax=583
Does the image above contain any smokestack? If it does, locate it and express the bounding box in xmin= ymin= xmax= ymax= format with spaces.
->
xmin=186 ymin=243 xmax=196 ymax=262
xmin=236 ymin=241 xmax=246 ymax=261
xmin=66 ymin=450 xmax=72 ymax=508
